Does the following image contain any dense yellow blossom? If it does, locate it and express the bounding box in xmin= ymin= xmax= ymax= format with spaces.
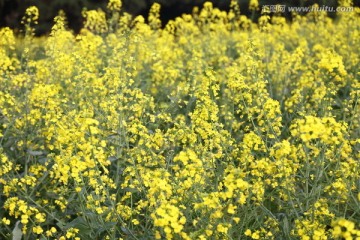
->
xmin=0 ymin=1 xmax=359 ymax=239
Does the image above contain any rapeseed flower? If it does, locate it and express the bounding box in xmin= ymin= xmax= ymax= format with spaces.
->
xmin=0 ymin=1 xmax=359 ymax=239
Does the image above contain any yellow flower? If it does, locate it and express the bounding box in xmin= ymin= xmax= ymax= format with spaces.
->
xmin=155 ymin=231 xmax=161 ymax=239
xmin=217 ymin=223 xmax=229 ymax=233
xmin=227 ymin=204 xmax=237 ymax=214
xmin=32 ymin=226 xmax=43 ymax=234
xmin=132 ymin=219 xmax=139 ymax=225
xmin=23 ymin=6 xmax=39 ymax=23
xmin=249 ymin=0 xmax=259 ymax=11
xmin=1 ymin=217 xmax=10 ymax=225
xmin=251 ymin=231 xmax=260 ymax=239
xmin=35 ymin=212 xmax=46 ymax=223
xmin=107 ymin=0 xmax=122 ymax=11
xmin=21 ymin=214 xmax=29 ymax=224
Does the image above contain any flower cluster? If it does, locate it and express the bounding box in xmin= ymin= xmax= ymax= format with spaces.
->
xmin=0 ymin=1 xmax=359 ymax=239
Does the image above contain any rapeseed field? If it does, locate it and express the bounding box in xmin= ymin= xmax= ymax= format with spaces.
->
xmin=0 ymin=0 xmax=359 ymax=239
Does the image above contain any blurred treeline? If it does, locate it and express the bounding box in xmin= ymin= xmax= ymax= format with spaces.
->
xmin=0 ymin=0 xmax=359 ymax=35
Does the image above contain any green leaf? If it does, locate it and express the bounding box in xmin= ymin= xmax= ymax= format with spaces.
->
xmin=12 ymin=221 xmax=22 ymax=240
xmin=27 ymin=149 xmax=44 ymax=156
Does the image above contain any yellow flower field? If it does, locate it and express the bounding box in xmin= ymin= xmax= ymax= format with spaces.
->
xmin=0 ymin=0 xmax=359 ymax=239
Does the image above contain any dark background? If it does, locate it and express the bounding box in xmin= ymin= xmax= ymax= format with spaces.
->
xmin=0 ymin=0 xmax=359 ymax=35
